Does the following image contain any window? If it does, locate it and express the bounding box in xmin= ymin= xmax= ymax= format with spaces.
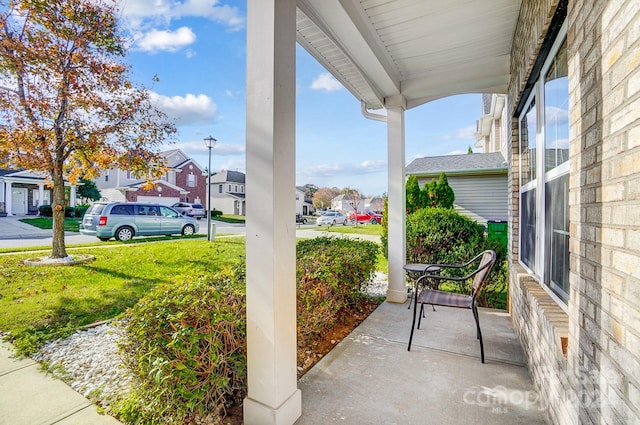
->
xmin=218 ymin=184 xmax=223 ymax=194
xmin=228 ymin=184 xmax=232 ymax=192
xmin=104 ymin=170 xmax=109 ymax=182
xmin=111 ymin=205 xmax=134 ymax=215
xmin=235 ymin=185 xmax=238 ymax=192
xmin=188 ymin=173 xmax=196 ymax=187
xmin=518 ymin=21 xmax=569 ymax=303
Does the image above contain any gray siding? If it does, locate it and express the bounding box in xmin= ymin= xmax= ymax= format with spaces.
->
xmin=417 ymin=174 xmax=507 ymax=225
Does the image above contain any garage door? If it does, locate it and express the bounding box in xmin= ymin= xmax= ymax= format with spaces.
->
xmin=136 ymin=196 xmax=179 ymax=206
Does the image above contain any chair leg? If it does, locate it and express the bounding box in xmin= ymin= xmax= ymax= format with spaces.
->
xmin=472 ymin=305 xmax=484 ymax=363
xmin=408 ymin=292 xmax=419 ymax=351
xmin=417 ymin=303 xmax=425 ymax=329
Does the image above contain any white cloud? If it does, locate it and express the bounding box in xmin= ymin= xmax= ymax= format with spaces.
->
xmin=136 ymin=27 xmax=196 ymax=53
xmin=149 ymin=92 xmax=217 ymax=126
xmin=119 ymin=0 xmax=244 ymax=31
xmin=310 ymin=73 xmax=343 ymax=92
xmin=545 ymin=106 xmax=569 ymax=126
xmin=298 ymin=160 xmax=386 ymax=179
xmin=442 ymin=125 xmax=476 ymax=140
xmin=167 ymin=139 xmax=245 ymax=157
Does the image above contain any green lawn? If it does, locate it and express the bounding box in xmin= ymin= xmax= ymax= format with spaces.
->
xmin=0 ymin=239 xmax=245 ymax=355
xmin=213 ymin=215 xmax=245 ymax=224
xmin=314 ymin=223 xmax=383 ymax=236
xmin=19 ymin=217 xmax=82 ymax=232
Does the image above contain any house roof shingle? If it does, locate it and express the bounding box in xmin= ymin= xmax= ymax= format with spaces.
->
xmin=406 ymin=152 xmax=507 ymax=176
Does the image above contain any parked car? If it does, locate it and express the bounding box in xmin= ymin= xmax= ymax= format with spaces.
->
xmin=296 ymin=213 xmax=307 ymax=224
xmin=79 ymin=202 xmax=199 ymax=241
xmin=348 ymin=211 xmax=383 ymax=224
xmin=171 ymin=202 xmax=206 ymax=219
xmin=316 ymin=211 xmax=348 ymax=226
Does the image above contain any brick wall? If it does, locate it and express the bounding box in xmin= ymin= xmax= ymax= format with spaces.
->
xmin=508 ymin=0 xmax=640 ymax=423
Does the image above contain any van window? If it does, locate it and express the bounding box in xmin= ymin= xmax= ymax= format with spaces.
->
xmin=111 ymin=205 xmax=134 ymax=215
xmin=86 ymin=204 xmax=106 ymax=215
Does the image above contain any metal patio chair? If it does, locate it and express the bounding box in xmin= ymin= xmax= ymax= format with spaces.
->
xmin=407 ymin=250 xmax=497 ymax=363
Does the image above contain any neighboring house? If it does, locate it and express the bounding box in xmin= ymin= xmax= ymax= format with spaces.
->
xmin=364 ymin=196 xmax=385 ymax=214
xmin=295 ymin=186 xmax=313 ymax=215
xmin=405 ymin=152 xmax=508 ymax=226
xmin=210 ymin=170 xmax=246 ymax=216
xmin=330 ymin=193 xmax=362 ymax=213
xmin=94 ymin=149 xmax=207 ymax=207
xmin=0 ymin=169 xmax=76 ymax=216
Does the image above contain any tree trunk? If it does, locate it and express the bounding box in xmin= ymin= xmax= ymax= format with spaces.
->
xmin=51 ymin=170 xmax=67 ymax=258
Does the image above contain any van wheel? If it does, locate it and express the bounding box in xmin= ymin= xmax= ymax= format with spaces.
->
xmin=182 ymin=224 xmax=195 ymax=236
xmin=115 ymin=226 xmax=134 ymax=241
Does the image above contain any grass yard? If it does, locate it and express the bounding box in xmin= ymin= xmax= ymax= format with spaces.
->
xmin=20 ymin=217 xmax=82 ymax=232
xmin=213 ymin=215 xmax=246 ymax=224
xmin=0 ymin=238 xmax=245 ymax=355
xmin=315 ymin=224 xmax=383 ymax=236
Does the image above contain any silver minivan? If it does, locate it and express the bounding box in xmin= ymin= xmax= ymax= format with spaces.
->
xmin=79 ymin=202 xmax=199 ymax=241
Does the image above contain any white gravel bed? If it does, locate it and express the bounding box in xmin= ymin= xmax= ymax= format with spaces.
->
xmin=33 ymin=323 xmax=131 ymax=408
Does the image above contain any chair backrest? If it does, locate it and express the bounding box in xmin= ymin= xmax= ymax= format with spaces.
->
xmin=471 ymin=250 xmax=497 ymax=298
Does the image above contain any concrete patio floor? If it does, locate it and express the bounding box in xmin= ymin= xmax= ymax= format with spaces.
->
xmin=295 ymin=301 xmax=547 ymax=425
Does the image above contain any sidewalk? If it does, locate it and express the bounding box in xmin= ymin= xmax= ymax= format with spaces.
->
xmin=0 ymin=341 xmax=121 ymax=425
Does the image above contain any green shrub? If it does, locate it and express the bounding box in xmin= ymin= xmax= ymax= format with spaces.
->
xmin=117 ymin=237 xmax=380 ymax=423
xmin=211 ymin=209 xmax=223 ymax=217
xmin=406 ymin=207 xmax=484 ymax=266
xmin=406 ymin=208 xmax=507 ymax=307
xmin=117 ymin=264 xmax=247 ymax=425
xmin=74 ymin=205 xmax=90 ymax=218
xmin=38 ymin=204 xmax=52 ymax=217
xmin=296 ymin=237 xmax=379 ymax=364
xmin=64 ymin=206 xmax=75 ymax=217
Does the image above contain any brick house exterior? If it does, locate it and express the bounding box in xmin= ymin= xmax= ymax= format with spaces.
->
xmin=503 ymin=1 xmax=640 ymax=423
xmin=95 ymin=149 xmax=207 ymax=206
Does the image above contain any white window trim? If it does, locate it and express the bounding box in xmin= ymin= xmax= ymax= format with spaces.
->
xmin=518 ymin=20 xmax=569 ymax=310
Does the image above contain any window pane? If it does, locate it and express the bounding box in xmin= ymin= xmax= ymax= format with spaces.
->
xmin=520 ymin=188 xmax=536 ymax=270
xmin=520 ymin=100 xmax=537 ymax=185
xmin=545 ymin=174 xmax=569 ymax=301
xmin=544 ymin=37 xmax=569 ymax=171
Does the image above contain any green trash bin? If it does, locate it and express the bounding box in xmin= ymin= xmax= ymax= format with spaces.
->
xmin=487 ymin=220 xmax=508 ymax=250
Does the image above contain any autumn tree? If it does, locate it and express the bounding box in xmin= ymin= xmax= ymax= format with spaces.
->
xmin=341 ymin=187 xmax=363 ymax=213
xmin=312 ymin=186 xmax=340 ymax=211
xmin=0 ymin=0 xmax=176 ymax=258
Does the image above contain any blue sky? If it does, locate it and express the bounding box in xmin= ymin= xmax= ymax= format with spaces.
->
xmin=119 ymin=0 xmax=482 ymax=196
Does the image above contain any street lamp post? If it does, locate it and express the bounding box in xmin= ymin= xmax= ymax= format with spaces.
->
xmin=204 ymin=136 xmax=217 ymax=241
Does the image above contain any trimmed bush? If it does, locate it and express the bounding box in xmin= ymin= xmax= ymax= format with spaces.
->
xmin=406 ymin=208 xmax=507 ymax=308
xmin=117 ymin=237 xmax=381 ymax=423
xmin=64 ymin=206 xmax=75 ymax=217
xmin=211 ymin=209 xmax=223 ymax=217
xmin=117 ymin=264 xmax=246 ymax=425
xmin=74 ymin=205 xmax=90 ymax=218
xmin=296 ymin=237 xmax=379 ymax=359
xmin=38 ymin=204 xmax=53 ymax=217
xmin=406 ymin=207 xmax=484 ymax=266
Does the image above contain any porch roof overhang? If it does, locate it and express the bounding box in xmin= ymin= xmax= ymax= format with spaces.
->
xmin=296 ymin=0 xmax=521 ymax=111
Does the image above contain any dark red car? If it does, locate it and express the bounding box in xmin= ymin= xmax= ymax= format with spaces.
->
xmin=348 ymin=211 xmax=383 ymax=224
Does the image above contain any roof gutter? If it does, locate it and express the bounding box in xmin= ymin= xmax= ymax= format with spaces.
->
xmin=361 ymin=101 xmax=387 ymax=122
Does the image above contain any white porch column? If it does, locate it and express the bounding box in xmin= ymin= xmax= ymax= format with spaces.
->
xmin=69 ymin=185 xmax=76 ymax=207
xmin=385 ymin=96 xmax=407 ymax=303
xmin=243 ymin=0 xmax=301 ymax=424
xmin=5 ymin=181 xmax=13 ymax=216
xmin=38 ymin=184 xmax=44 ymax=208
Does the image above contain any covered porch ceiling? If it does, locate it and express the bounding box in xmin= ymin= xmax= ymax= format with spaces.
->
xmin=296 ymin=0 xmax=522 ymax=111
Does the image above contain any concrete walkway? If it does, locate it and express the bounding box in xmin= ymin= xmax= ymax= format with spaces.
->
xmin=0 ymin=341 xmax=121 ymax=425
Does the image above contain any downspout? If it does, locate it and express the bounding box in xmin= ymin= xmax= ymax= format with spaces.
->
xmin=361 ymin=101 xmax=387 ymax=122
